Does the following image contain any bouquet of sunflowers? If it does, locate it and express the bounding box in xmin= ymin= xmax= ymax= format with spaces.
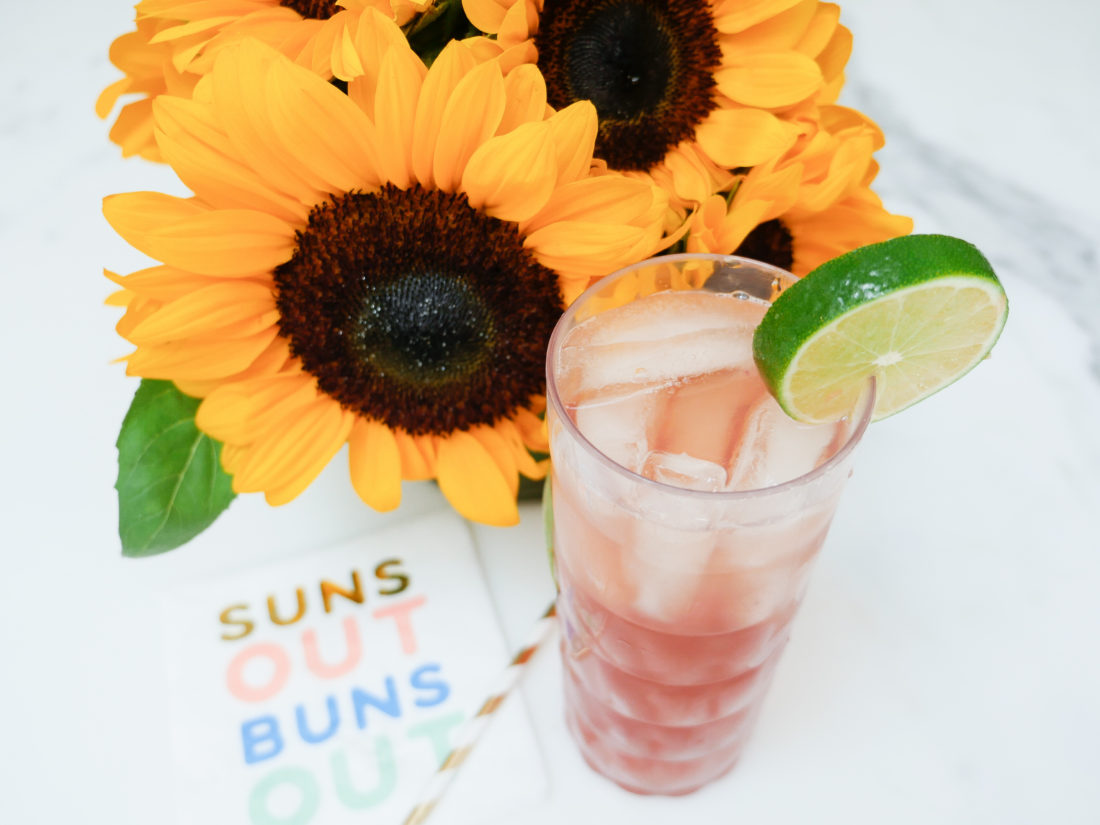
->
xmin=99 ymin=0 xmax=911 ymax=554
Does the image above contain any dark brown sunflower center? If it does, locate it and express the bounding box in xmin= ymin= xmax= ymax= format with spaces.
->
xmin=274 ymin=185 xmax=565 ymax=436
xmin=535 ymin=0 xmax=721 ymax=172
xmin=734 ymin=219 xmax=795 ymax=272
xmin=280 ymin=0 xmax=339 ymax=20
xmin=567 ymin=4 xmax=673 ymax=121
xmin=355 ymin=272 xmax=492 ymax=383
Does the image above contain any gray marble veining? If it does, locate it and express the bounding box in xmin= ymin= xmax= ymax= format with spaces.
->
xmin=847 ymin=80 xmax=1100 ymax=378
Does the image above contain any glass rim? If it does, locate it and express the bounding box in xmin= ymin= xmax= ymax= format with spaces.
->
xmin=545 ymin=252 xmax=877 ymax=501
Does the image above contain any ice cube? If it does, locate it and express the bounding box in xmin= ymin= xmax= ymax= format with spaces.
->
xmin=715 ymin=504 xmax=835 ymax=568
xmin=565 ymin=327 xmax=757 ymax=395
xmin=641 ymin=450 xmax=728 ymax=492
xmin=571 ymin=383 xmax=663 ymax=473
xmin=627 ymin=520 xmax=716 ymax=625
xmin=652 ymin=368 xmax=758 ymax=466
xmin=714 ymin=557 xmax=816 ymax=630
xmin=570 ymin=289 xmax=766 ymax=349
xmin=618 ymin=476 xmax=724 ymax=625
xmin=726 ymin=397 xmax=840 ymax=490
xmin=557 ymin=290 xmax=764 ymax=400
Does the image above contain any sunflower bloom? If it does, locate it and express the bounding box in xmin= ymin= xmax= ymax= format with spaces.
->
xmin=686 ymin=105 xmax=913 ymax=274
xmin=462 ymin=0 xmax=853 ymax=206
xmin=96 ymin=0 xmax=433 ymax=161
xmin=104 ymin=16 xmax=669 ymax=526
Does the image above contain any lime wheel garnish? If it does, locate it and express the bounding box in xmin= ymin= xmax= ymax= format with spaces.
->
xmin=753 ymin=234 xmax=1009 ymax=423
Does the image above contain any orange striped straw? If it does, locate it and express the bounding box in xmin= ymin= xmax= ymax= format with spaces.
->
xmin=402 ymin=601 xmax=558 ymax=825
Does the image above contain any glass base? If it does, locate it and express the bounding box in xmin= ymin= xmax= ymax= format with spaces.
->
xmin=564 ymin=699 xmax=745 ymax=795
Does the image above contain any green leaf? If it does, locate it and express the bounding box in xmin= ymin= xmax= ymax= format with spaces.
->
xmin=542 ymin=475 xmax=557 ymax=591
xmin=404 ymin=0 xmax=476 ymax=66
xmin=115 ymin=379 xmax=236 ymax=557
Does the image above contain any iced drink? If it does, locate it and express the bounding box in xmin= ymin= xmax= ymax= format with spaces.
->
xmin=545 ymin=255 xmax=875 ymax=795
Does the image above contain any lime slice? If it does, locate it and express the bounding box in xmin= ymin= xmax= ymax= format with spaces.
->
xmin=753 ymin=234 xmax=1008 ymax=423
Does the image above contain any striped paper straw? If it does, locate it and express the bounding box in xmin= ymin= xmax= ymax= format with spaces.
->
xmin=401 ymin=601 xmax=559 ymax=825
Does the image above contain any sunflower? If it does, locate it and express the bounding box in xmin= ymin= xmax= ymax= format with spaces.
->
xmin=686 ymin=105 xmax=913 ymax=274
xmin=462 ymin=0 xmax=852 ymax=206
xmin=103 ymin=14 xmax=669 ymax=527
xmin=96 ymin=0 xmax=433 ymax=161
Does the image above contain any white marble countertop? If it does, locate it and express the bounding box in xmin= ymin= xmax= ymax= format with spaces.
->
xmin=2 ymin=1 xmax=1099 ymax=823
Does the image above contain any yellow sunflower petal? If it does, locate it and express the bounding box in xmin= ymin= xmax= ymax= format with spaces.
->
xmin=239 ymin=387 xmax=344 ymax=471
xmin=814 ymin=22 xmax=852 ymax=84
xmin=495 ymin=38 xmax=539 ymax=75
xmin=192 ymin=34 xmax=386 ymax=197
xmin=461 ymin=119 xmax=558 ymax=223
xmin=96 ymin=77 xmax=131 ymax=119
xmin=332 ymin=14 xmax=367 ymax=80
xmin=411 ymin=39 xmax=479 ymax=188
xmin=105 ymin=290 xmax=131 ymax=308
xmin=712 ymin=0 xmax=803 ymax=33
xmin=746 ymin=162 xmax=803 ymax=222
xmin=292 ymin=10 xmax=349 ymax=78
xmin=512 ymin=405 xmax=548 ymax=452
xmin=436 ymin=431 xmax=519 ymax=526
xmin=433 ymin=61 xmax=507 ymax=193
xmin=221 ymin=441 xmax=248 ymax=477
xmin=208 ymin=40 xmax=330 ymax=205
xmin=789 ymin=191 xmax=913 ymax=269
xmin=525 ymin=221 xmax=653 ymax=277
xmin=340 ymin=0 xmax=427 ymax=24
xmin=111 ymin=98 xmax=162 ymax=161
xmin=149 ymin=15 xmax=238 ymax=44
xmin=115 ymin=291 xmax=163 ymax=339
xmin=716 ymin=51 xmax=823 ymax=108
xmin=495 ymin=418 xmax=544 ymax=480
xmin=728 ymin=0 xmax=819 ymax=51
xmin=463 ymin=0 xmax=510 ymax=32
xmin=263 ymin=51 xmax=388 ymax=193
xmin=348 ymin=418 xmax=402 ymax=511
xmin=104 ymin=193 xmax=296 ymax=277
xmin=469 ymin=425 xmax=519 ymax=497
xmin=341 ymin=7 xmax=413 ymax=108
xmin=462 ymin=34 xmax=506 ymax=63
xmin=171 ymin=35 xmax=212 ymax=74
xmin=559 ymin=278 xmax=589 ymax=305
xmin=498 ymin=63 xmax=547 ymax=135
xmin=107 ymin=264 xmax=229 ymax=303
xmin=497 ymin=0 xmax=538 ymax=47
xmin=523 ymin=176 xmax=658 ymax=235
xmin=202 ymin=8 xmax=314 ymax=65
xmin=821 ymin=105 xmax=884 ymax=150
xmin=684 ymin=192 xmax=730 ymax=253
xmin=795 ymin=2 xmax=841 ymax=58
xmin=796 ymin=134 xmax=873 ymax=213
xmin=103 ymin=189 xmax=201 ymax=228
xmin=153 ymin=95 xmax=309 ymax=224
xmin=394 ymin=431 xmax=435 ymax=480
xmin=263 ymin=427 xmax=356 ymax=505
xmin=695 ymin=107 xmax=799 ymax=168
xmin=198 ymin=373 xmax=316 ymax=444
xmin=128 ymin=281 xmax=277 ymax=344
xmin=372 ymin=42 xmax=427 ymax=190
xmin=126 ymin=328 xmax=280 ymax=381
xmin=690 ymin=195 xmax=770 ymax=255
xmin=175 ymin=335 xmax=292 ymax=397
xmin=655 ymin=145 xmax=724 ymax=207
xmin=546 ymin=101 xmax=598 ymax=186
xmin=236 ymin=402 xmax=354 ymax=505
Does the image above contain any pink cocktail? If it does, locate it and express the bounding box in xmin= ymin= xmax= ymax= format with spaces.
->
xmin=545 ymin=255 xmax=875 ymax=795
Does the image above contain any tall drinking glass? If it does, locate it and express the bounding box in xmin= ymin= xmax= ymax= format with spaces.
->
xmin=545 ymin=254 xmax=875 ymax=795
